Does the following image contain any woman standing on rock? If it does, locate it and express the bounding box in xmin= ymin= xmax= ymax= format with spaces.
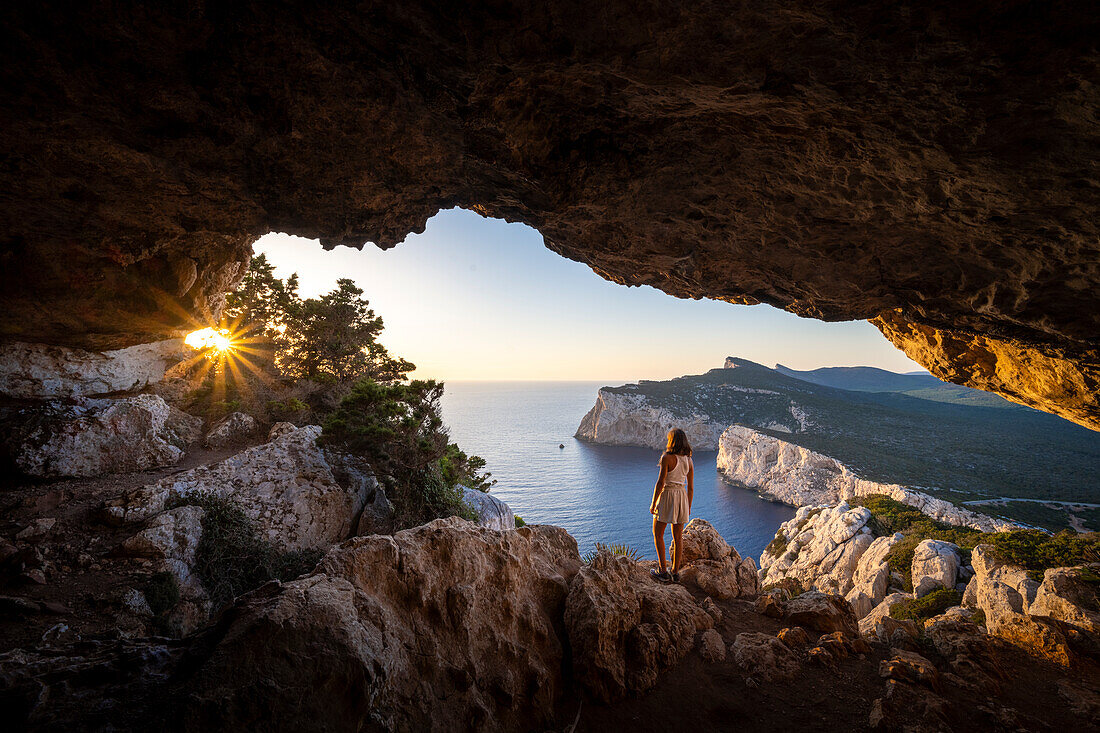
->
xmin=649 ymin=428 xmax=693 ymax=582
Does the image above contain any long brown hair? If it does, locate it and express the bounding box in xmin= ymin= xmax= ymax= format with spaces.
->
xmin=665 ymin=428 xmax=692 ymax=457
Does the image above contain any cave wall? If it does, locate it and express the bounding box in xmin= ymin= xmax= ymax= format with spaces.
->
xmin=0 ymin=1 xmax=1097 ymax=427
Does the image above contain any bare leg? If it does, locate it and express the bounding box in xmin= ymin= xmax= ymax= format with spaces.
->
xmin=670 ymin=523 xmax=685 ymax=574
xmin=652 ymin=518 xmax=669 ymax=571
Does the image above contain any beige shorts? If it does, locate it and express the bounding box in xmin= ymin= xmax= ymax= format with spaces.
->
xmin=653 ymin=486 xmax=689 ymax=524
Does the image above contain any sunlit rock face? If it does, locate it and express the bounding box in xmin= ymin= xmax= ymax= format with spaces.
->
xmin=1 ymin=2 xmax=1097 ymax=427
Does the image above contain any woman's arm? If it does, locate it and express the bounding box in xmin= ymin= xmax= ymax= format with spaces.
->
xmin=686 ymin=458 xmax=694 ymax=511
xmin=650 ymin=455 xmax=669 ymax=514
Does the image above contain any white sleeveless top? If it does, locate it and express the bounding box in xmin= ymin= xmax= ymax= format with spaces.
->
xmin=664 ymin=454 xmax=691 ymax=487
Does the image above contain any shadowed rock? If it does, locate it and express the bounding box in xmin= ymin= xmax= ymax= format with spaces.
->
xmin=0 ymin=2 xmax=1097 ymax=428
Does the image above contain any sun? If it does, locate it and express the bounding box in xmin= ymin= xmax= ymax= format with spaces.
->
xmin=185 ymin=327 xmax=235 ymax=354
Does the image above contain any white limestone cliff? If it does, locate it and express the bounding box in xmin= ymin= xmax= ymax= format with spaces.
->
xmin=717 ymin=425 xmax=1019 ymax=533
xmin=575 ymin=389 xmax=726 ymax=450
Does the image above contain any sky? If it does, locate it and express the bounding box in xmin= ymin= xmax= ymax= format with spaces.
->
xmin=253 ymin=207 xmax=925 ymax=382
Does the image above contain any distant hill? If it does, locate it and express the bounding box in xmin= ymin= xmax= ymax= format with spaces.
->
xmin=602 ymin=357 xmax=1100 ymax=531
xmin=771 ymin=363 xmax=1015 ymax=409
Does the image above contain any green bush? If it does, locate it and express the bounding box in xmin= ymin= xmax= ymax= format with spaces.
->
xmin=169 ymin=492 xmax=322 ymax=609
xmin=514 ymin=515 xmax=526 ymax=528
xmin=984 ymin=530 xmax=1100 ymax=573
xmin=321 ymin=378 xmax=493 ymax=529
xmin=889 ymin=589 xmax=962 ymax=622
xmin=855 ymin=495 xmax=984 ymax=589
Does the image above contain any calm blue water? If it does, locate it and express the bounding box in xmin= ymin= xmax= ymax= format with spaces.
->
xmin=440 ymin=381 xmax=795 ymax=561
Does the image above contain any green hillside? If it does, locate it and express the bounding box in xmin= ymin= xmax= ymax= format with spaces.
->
xmin=605 ymin=358 xmax=1100 ymax=531
xmin=773 ymin=363 xmax=1014 ymax=408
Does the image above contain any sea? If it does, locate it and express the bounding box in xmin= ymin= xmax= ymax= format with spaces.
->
xmin=440 ymin=381 xmax=795 ymax=562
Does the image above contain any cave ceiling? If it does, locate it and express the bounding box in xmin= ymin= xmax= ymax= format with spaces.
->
xmin=0 ymin=1 xmax=1097 ymax=428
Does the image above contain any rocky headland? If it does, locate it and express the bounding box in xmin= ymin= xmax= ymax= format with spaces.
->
xmin=717 ymin=425 xmax=1019 ymax=533
xmin=576 ymin=359 xmax=1100 ymax=533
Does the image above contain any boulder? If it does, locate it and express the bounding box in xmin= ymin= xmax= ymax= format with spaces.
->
xmin=104 ymin=425 xmax=367 ymax=551
xmin=203 ymin=412 xmax=258 ymax=449
xmin=776 ymin=627 xmax=810 ymax=648
xmin=783 ymin=591 xmax=858 ymax=635
xmin=356 ymin=486 xmax=396 ymax=536
xmin=1029 ymin=565 xmax=1100 ymax=635
xmin=681 ymin=519 xmax=737 ymax=563
xmin=731 ymin=632 xmax=800 ymax=682
xmin=167 ymin=519 xmax=584 ymax=733
xmin=119 ymin=505 xmax=209 ymax=634
xmin=910 ymin=539 xmax=961 ymax=598
xmin=565 ymin=549 xmax=712 ymax=702
xmin=699 ymin=628 xmax=726 ymax=663
xmin=994 ymin=614 xmax=1075 ymax=667
xmin=969 ymin=545 xmax=1040 ymax=610
xmin=674 ymin=519 xmax=758 ymax=600
xmin=461 ymin=487 xmax=515 ymax=530
xmin=10 ymin=395 xmax=202 ymax=477
xmin=759 ymin=503 xmax=875 ymax=596
xmin=880 ymin=649 xmax=941 ymax=692
xmin=845 ymin=533 xmax=903 ymax=618
xmin=858 ymin=592 xmax=913 ymax=638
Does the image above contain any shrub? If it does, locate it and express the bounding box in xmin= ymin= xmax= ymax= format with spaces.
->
xmin=855 ymin=494 xmax=984 ymax=589
xmin=169 ymin=492 xmax=322 ymax=609
xmin=321 ymin=378 xmax=493 ymax=529
xmin=984 ymin=530 xmax=1100 ymax=573
xmin=889 ymin=589 xmax=962 ymax=622
xmin=144 ymin=571 xmax=180 ymax=617
xmin=514 ymin=515 xmax=526 ymax=528
xmin=582 ymin=542 xmax=642 ymax=564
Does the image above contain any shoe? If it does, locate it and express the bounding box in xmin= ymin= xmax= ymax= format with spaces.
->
xmin=650 ymin=568 xmax=672 ymax=583
xmin=671 ymin=571 xmax=680 ymax=583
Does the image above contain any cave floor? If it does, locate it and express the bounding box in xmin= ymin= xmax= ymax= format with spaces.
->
xmin=568 ymin=590 xmax=1100 ymax=733
xmin=0 ymin=439 xmax=265 ymax=650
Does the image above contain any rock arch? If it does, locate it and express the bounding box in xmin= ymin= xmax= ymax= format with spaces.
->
xmin=0 ymin=1 xmax=1097 ymax=427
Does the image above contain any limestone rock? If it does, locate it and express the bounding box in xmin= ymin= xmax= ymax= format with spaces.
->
xmin=0 ymin=339 xmax=186 ymax=399
xmin=203 ymin=411 xmax=258 ymax=449
xmin=701 ymin=597 xmax=723 ymax=623
xmin=910 ymin=539 xmax=961 ymax=598
xmin=880 ymin=649 xmax=941 ymax=692
xmin=776 ymin=627 xmax=809 ymax=648
xmin=267 ymin=421 xmax=297 ymax=441
xmin=565 ymin=549 xmax=712 ymax=702
xmin=731 ymin=632 xmax=800 ymax=682
xmin=964 ymin=545 xmax=1040 ymax=635
xmin=699 ymin=628 xmax=726 ymax=663
xmin=754 ymin=590 xmax=786 ymax=619
xmin=10 ymin=395 xmax=202 ymax=477
xmin=355 ymin=486 xmax=395 ymax=536
xmin=994 ymin=614 xmax=1075 ymax=668
xmin=575 ymin=389 xmax=725 ymax=450
xmin=176 ymin=519 xmax=582 ymax=732
xmin=461 ymin=487 xmax=515 ymax=530
xmin=105 ymin=425 xmax=366 ymax=551
xmin=859 ymin=592 xmax=914 ymax=638
xmin=759 ymin=503 xmax=875 ymax=596
xmin=783 ymin=591 xmax=858 ymax=635
xmin=720 ymin=428 xmax=1018 ymax=532
xmin=119 ymin=506 xmax=206 ymax=600
xmin=1 ymin=3 xmax=1098 ymax=433
xmin=681 ymin=519 xmax=737 ymax=564
xmin=845 ymin=533 xmax=902 ymax=618
xmin=1029 ymin=565 xmax=1100 ymax=635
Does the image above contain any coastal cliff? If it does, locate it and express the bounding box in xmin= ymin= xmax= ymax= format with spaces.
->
xmin=574 ymin=389 xmax=727 ymax=450
xmin=717 ymin=425 xmax=1019 ymax=533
